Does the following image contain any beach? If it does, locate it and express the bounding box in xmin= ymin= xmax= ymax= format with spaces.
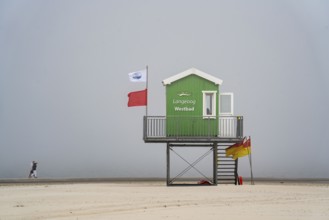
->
xmin=1 ymin=180 xmax=329 ymax=220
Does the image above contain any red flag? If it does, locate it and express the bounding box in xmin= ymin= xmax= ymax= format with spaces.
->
xmin=127 ymin=89 xmax=147 ymax=107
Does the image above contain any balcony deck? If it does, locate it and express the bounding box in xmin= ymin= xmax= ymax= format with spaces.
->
xmin=143 ymin=116 xmax=244 ymax=143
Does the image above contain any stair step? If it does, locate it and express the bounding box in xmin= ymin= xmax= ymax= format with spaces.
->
xmin=217 ymin=145 xmax=239 ymax=185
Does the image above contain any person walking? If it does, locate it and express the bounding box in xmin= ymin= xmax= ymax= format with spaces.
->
xmin=28 ymin=161 xmax=38 ymax=178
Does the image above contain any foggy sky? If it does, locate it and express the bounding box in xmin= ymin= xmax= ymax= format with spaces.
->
xmin=1 ymin=0 xmax=329 ymax=179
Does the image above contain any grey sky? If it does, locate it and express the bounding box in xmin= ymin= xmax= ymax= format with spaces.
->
xmin=1 ymin=0 xmax=329 ymax=179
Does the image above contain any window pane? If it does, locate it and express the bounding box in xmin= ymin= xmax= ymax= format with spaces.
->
xmin=220 ymin=94 xmax=231 ymax=113
xmin=206 ymin=93 xmax=213 ymax=115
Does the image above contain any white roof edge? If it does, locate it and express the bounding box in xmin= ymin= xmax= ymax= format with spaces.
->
xmin=162 ymin=68 xmax=223 ymax=85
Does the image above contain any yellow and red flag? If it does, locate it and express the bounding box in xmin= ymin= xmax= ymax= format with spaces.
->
xmin=232 ymin=137 xmax=251 ymax=160
xmin=225 ymin=139 xmax=245 ymax=157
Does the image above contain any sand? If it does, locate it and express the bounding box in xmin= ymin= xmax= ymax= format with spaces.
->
xmin=1 ymin=181 xmax=329 ymax=220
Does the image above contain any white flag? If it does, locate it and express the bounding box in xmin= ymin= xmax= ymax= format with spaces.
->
xmin=128 ymin=69 xmax=147 ymax=82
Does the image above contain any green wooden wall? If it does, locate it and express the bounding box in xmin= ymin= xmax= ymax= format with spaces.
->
xmin=165 ymin=74 xmax=220 ymax=136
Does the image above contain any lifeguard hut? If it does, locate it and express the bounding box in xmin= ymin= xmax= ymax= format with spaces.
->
xmin=144 ymin=68 xmax=245 ymax=185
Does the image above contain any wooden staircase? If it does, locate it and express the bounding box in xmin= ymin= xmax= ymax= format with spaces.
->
xmin=217 ymin=144 xmax=239 ymax=185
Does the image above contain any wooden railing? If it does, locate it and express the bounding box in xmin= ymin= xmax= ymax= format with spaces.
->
xmin=143 ymin=116 xmax=243 ymax=141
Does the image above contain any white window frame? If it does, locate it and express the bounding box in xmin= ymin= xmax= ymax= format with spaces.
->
xmin=219 ymin=93 xmax=234 ymax=116
xmin=202 ymin=90 xmax=217 ymax=118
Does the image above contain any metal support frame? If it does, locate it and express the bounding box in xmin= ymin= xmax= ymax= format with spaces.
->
xmin=213 ymin=142 xmax=218 ymax=185
xmin=235 ymin=158 xmax=239 ymax=185
xmin=166 ymin=143 xmax=218 ymax=186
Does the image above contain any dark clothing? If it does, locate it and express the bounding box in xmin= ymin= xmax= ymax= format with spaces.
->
xmin=29 ymin=161 xmax=38 ymax=178
xmin=32 ymin=162 xmax=37 ymax=170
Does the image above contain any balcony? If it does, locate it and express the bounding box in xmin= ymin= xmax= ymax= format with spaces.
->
xmin=143 ymin=116 xmax=244 ymax=143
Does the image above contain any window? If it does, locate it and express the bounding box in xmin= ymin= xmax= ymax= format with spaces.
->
xmin=220 ymin=93 xmax=234 ymax=115
xmin=202 ymin=91 xmax=217 ymax=118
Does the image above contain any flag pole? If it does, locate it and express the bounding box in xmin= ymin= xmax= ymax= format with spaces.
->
xmin=248 ymin=136 xmax=254 ymax=185
xmin=146 ymin=65 xmax=148 ymax=117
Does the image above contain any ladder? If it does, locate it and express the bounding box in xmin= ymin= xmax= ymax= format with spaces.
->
xmin=217 ymin=144 xmax=239 ymax=185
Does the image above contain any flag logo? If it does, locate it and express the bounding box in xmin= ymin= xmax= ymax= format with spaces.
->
xmin=132 ymin=72 xmax=142 ymax=80
xmin=128 ymin=69 xmax=147 ymax=82
xmin=178 ymin=92 xmax=191 ymax=97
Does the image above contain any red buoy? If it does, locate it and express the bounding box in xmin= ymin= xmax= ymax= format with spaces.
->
xmin=239 ymin=176 xmax=243 ymax=185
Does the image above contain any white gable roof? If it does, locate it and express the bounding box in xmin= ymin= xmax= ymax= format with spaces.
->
xmin=162 ymin=68 xmax=223 ymax=85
